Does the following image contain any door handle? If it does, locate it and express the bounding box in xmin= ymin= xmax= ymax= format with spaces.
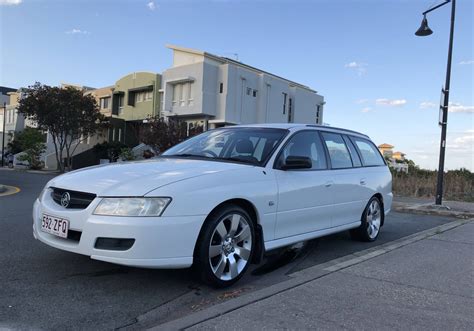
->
xmin=360 ymin=179 xmax=366 ymax=185
xmin=325 ymin=181 xmax=333 ymax=187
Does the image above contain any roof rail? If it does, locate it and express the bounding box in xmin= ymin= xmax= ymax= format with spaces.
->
xmin=305 ymin=124 xmax=369 ymax=138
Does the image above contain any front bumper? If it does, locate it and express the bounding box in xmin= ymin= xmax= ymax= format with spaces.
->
xmin=32 ymin=196 xmax=206 ymax=269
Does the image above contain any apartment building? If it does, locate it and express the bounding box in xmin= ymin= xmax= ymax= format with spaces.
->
xmin=161 ymin=45 xmax=324 ymax=130
xmin=0 ymin=86 xmax=19 ymax=155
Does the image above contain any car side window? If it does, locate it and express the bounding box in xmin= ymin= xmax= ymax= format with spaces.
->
xmin=277 ymin=131 xmax=327 ymax=170
xmin=351 ymin=137 xmax=385 ymax=166
xmin=321 ymin=132 xmax=353 ymax=169
xmin=343 ymin=135 xmax=362 ymax=167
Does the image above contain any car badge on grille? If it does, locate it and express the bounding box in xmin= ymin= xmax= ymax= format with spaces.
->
xmin=60 ymin=192 xmax=71 ymax=208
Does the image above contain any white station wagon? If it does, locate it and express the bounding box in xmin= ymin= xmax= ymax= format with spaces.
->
xmin=33 ymin=124 xmax=392 ymax=287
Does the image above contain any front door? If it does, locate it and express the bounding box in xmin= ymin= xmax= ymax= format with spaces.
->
xmin=274 ymin=130 xmax=333 ymax=239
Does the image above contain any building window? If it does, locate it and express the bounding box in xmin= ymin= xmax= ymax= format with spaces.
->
xmin=118 ymin=95 xmax=124 ymax=115
xmin=118 ymin=128 xmax=122 ymax=142
xmin=253 ymin=90 xmax=257 ymax=97
xmin=145 ymin=90 xmax=153 ymax=101
xmin=172 ymin=82 xmax=194 ymax=107
xmin=100 ymin=97 xmax=110 ymax=109
xmin=187 ymin=82 xmax=194 ymax=106
xmin=282 ymin=92 xmax=287 ymax=114
xmin=288 ymin=98 xmax=293 ymax=123
xmin=112 ymin=128 xmax=116 ymax=142
xmin=219 ymin=83 xmax=224 ymax=94
xmin=316 ymin=105 xmax=321 ymax=124
xmin=246 ymin=87 xmax=252 ymax=95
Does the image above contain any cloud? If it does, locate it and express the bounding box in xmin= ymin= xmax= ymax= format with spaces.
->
xmin=355 ymin=99 xmax=369 ymax=104
xmin=453 ymin=133 xmax=474 ymax=145
xmin=459 ymin=60 xmax=474 ymax=65
xmin=65 ymin=29 xmax=90 ymax=35
xmin=344 ymin=61 xmax=367 ymax=75
xmin=361 ymin=107 xmax=372 ymax=113
xmin=375 ymin=98 xmax=407 ymax=107
xmin=420 ymin=101 xmax=437 ymax=109
xmin=448 ymin=102 xmax=474 ymax=113
xmin=147 ymin=1 xmax=156 ymax=10
xmin=0 ymin=0 xmax=22 ymax=5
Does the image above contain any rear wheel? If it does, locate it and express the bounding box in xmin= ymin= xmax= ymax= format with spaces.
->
xmin=350 ymin=196 xmax=382 ymax=242
xmin=194 ymin=204 xmax=255 ymax=287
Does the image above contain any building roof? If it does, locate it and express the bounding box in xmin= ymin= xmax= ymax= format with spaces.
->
xmin=378 ymin=143 xmax=394 ymax=149
xmin=0 ymin=86 xmax=16 ymax=95
xmin=393 ymin=151 xmax=406 ymax=155
xmin=166 ymin=44 xmax=317 ymax=93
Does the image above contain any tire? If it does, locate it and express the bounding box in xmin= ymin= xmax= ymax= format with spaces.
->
xmin=194 ymin=204 xmax=256 ymax=288
xmin=350 ymin=196 xmax=383 ymax=242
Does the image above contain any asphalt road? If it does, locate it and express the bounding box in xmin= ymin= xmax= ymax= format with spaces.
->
xmin=0 ymin=169 xmax=455 ymax=330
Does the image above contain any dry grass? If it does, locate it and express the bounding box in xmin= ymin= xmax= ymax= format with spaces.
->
xmin=392 ymin=168 xmax=474 ymax=202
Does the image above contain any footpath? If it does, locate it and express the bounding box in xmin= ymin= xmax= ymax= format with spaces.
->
xmin=153 ymin=202 xmax=474 ymax=330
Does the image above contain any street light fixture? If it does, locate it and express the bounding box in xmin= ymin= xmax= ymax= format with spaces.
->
xmin=415 ymin=15 xmax=433 ymax=36
xmin=415 ymin=0 xmax=456 ymax=206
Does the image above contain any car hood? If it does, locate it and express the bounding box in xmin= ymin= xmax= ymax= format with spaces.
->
xmin=48 ymin=158 xmax=250 ymax=196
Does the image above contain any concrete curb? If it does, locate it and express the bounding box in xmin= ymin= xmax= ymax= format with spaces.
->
xmin=149 ymin=218 xmax=473 ymax=330
xmin=0 ymin=167 xmax=60 ymax=175
xmin=0 ymin=184 xmax=5 ymax=193
xmin=393 ymin=202 xmax=474 ymax=219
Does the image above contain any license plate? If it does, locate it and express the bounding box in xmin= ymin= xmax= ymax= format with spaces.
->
xmin=41 ymin=214 xmax=69 ymax=238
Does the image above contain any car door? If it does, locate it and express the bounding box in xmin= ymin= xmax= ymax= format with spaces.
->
xmin=274 ymin=130 xmax=334 ymax=239
xmin=320 ymin=132 xmax=365 ymax=227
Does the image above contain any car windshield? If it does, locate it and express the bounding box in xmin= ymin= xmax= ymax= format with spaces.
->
xmin=161 ymin=127 xmax=288 ymax=166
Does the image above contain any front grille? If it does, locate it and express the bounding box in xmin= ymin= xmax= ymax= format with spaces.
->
xmin=51 ymin=187 xmax=96 ymax=209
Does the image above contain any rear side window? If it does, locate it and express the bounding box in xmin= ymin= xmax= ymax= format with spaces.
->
xmin=321 ymin=132 xmax=353 ymax=169
xmin=351 ymin=137 xmax=385 ymax=166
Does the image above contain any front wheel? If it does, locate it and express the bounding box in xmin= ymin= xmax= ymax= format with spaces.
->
xmin=194 ymin=204 xmax=255 ymax=288
xmin=350 ymin=196 xmax=383 ymax=242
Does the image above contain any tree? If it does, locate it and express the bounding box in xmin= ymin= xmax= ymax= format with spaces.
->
xmin=139 ymin=116 xmax=190 ymax=153
xmin=13 ymin=127 xmax=46 ymax=170
xmin=18 ymin=83 xmax=106 ymax=172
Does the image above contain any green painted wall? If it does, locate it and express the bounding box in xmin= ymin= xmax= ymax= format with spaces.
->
xmin=112 ymin=72 xmax=161 ymax=121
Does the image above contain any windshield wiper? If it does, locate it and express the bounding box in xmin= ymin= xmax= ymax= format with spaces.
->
xmin=164 ymin=153 xmax=212 ymax=159
xmin=215 ymin=157 xmax=258 ymax=165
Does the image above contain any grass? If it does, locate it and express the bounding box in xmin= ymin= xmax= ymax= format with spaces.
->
xmin=391 ymin=167 xmax=474 ymax=202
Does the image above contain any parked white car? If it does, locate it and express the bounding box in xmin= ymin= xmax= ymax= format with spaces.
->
xmin=33 ymin=124 xmax=392 ymax=287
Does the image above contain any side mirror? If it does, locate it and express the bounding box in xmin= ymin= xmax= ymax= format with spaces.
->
xmin=281 ymin=156 xmax=312 ymax=170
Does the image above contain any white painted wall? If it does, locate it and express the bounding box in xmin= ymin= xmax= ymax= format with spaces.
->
xmin=162 ymin=48 xmax=324 ymax=128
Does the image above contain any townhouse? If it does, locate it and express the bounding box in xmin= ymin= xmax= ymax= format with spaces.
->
xmin=3 ymin=44 xmax=325 ymax=170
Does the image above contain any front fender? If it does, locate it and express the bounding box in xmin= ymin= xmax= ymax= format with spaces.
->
xmin=146 ymin=167 xmax=279 ymax=241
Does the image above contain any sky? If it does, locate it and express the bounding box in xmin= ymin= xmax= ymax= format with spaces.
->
xmin=0 ymin=0 xmax=473 ymax=171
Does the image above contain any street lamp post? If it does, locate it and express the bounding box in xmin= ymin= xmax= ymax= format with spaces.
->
xmin=415 ymin=0 xmax=456 ymax=205
xmin=1 ymin=102 xmax=6 ymax=167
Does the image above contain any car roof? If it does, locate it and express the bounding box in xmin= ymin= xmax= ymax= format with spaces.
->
xmin=232 ymin=123 xmax=370 ymax=139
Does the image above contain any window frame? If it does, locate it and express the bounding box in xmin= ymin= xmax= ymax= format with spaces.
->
xmin=272 ymin=129 xmax=329 ymax=171
xmin=342 ymin=134 xmax=362 ymax=168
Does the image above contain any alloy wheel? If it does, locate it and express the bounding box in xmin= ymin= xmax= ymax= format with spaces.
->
xmin=366 ymin=199 xmax=381 ymax=239
xmin=208 ymin=213 xmax=253 ymax=281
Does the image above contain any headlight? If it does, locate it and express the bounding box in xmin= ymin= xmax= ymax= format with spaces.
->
xmin=93 ymin=197 xmax=171 ymax=217
xmin=38 ymin=187 xmax=51 ymax=202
